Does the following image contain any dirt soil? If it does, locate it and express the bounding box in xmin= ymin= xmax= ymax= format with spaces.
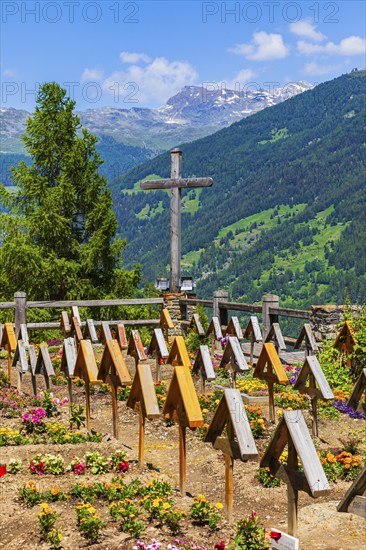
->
xmin=0 ymin=356 xmax=365 ymax=550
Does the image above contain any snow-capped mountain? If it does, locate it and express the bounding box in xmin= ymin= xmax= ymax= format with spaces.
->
xmin=0 ymin=81 xmax=313 ymax=154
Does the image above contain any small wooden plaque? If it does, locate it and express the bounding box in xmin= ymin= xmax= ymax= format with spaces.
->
xmin=206 ymin=316 xmax=223 ymax=340
xmin=73 ymin=339 xmax=100 ymax=384
xmin=167 ymin=336 xmax=191 ymax=368
xmin=192 ymin=345 xmax=215 ymax=381
xmin=128 ymin=330 xmax=147 ymax=362
xmin=0 ymin=322 xmax=17 ymax=352
xmin=148 ymin=328 xmax=169 ymax=359
xmin=225 ymin=316 xmax=243 ymax=340
xmin=98 ymin=339 xmax=132 ymax=386
xmin=162 ymin=366 xmax=203 ymax=429
xmin=253 ymin=343 xmax=288 ymax=384
xmin=126 ymin=363 xmax=160 ymax=419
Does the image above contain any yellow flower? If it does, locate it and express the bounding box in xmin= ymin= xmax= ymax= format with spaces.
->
xmin=215 ymin=502 xmax=224 ymax=510
xmin=162 ymin=502 xmax=171 ymax=510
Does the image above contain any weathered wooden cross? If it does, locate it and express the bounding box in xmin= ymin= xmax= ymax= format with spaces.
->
xmin=140 ymin=148 xmax=213 ymax=293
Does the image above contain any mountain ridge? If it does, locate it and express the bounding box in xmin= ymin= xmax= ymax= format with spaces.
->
xmin=111 ymin=71 xmax=366 ymax=307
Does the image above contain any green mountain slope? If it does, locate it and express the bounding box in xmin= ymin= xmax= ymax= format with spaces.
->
xmin=112 ymin=71 xmax=366 ymax=306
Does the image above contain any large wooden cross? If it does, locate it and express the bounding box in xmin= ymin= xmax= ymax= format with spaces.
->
xmin=140 ymin=148 xmax=213 ymax=293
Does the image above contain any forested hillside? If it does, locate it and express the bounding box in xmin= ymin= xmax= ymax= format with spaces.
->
xmin=112 ymin=71 xmax=366 ymax=307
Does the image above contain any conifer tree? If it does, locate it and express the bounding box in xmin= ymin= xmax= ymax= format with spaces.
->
xmin=0 ymin=82 xmax=140 ymax=300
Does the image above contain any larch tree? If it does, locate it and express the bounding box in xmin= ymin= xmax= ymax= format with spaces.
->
xmin=0 ymin=82 xmax=140 ymax=301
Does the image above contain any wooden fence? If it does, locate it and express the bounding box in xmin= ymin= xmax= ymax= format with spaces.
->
xmin=1 ymin=290 xmax=317 ymax=345
xmin=0 ymin=292 xmax=164 ymax=335
xmin=179 ymin=291 xmax=311 ymax=344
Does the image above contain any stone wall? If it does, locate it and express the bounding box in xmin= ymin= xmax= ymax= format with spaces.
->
xmin=162 ymin=293 xmax=196 ymax=343
xmin=310 ymin=305 xmax=360 ymax=344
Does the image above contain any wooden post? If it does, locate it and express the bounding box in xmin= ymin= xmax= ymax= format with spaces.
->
xmin=179 ymin=425 xmax=186 ymax=495
xmin=213 ymin=290 xmax=228 ymax=327
xmin=170 ymin=148 xmax=182 ymax=293
xmin=14 ymin=292 xmax=26 ymax=336
xmin=225 ymin=455 xmax=234 ymax=523
xmin=262 ymin=294 xmax=279 ymax=340
xmin=140 ymin=154 xmax=212 ymax=294
xmin=85 ymin=379 xmax=91 ymax=432
xmin=111 ymin=383 xmax=119 ymax=439
xmin=287 ymin=439 xmax=299 ymax=537
xmin=268 ymin=381 xmax=275 ymax=423
xmin=138 ymin=404 xmax=145 ymax=467
xmin=225 ymin=421 xmax=234 ymax=522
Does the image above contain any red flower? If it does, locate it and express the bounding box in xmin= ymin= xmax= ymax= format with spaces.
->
xmin=214 ymin=543 xmax=226 ymax=549
xmin=270 ymin=531 xmax=282 ymax=541
xmin=118 ymin=461 xmax=129 ymax=472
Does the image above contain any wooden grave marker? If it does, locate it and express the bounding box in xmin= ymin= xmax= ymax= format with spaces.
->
xmin=167 ymin=335 xmax=191 ymax=368
xmin=127 ymin=330 xmax=147 ymax=369
xmin=83 ymin=319 xmax=99 ymax=344
xmin=71 ymin=315 xmax=83 ymax=344
xmin=60 ymin=311 xmax=71 ymax=336
xmin=190 ymin=313 xmax=205 ymax=336
xmin=162 ymin=365 xmax=204 ymax=494
xmin=12 ymin=324 xmax=30 ymax=391
xmin=160 ymin=308 xmax=174 ymax=341
xmin=126 ymin=363 xmax=160 ymax=465
xmin=0 ymin=322 xmax=17 ymax=384
xmin=72 ymin=305 xmax=81 ymax=324
xmin=261 ymin=410 xmax=331 ymax=536
xmin=116 ymin=323 xmax=128 ymax=350
xmin=205 ymin=389 xmax=258 ymax=521
xmin=192 ymin=345 xmax=215 ymax=393
xmin=73 ymin=339 xmax=101 ymax=431
xmin=98 ymin=339 xmax=132 ymax=438
xmin=265 ymin=322 xmax=286 ymax=354
xmin=225 ymin=316 xmax=243 ymax=340
xmin=220 ymin=336 xmax=248 ymax=388
xmin=61 ymin=337 xmax=77 ymax=404
xmin=334 ymin=320 xmax=356 ymax=369
xmin=337 ymin=465 xmax=366 ymax=519
xmin=244 ymin=316 xmax=263 ymax=365
xmin=293 ymin=356 xmax=334 ymax=436
xmin=0 ymin=324 xmax=3 ymax=350
xmin=347 ymin=368 xmax=366 ymax=414
xmin=253 ymin=342 xmax=288 ymax=422
xmin=12 ymin=340 xmax=29 ymax=392
xmin=206 ymin=316 xmax=223 ymax=353
xmin=140 ymin=148 xmax=213 ymax=293
xmin=34 ymin=344 xmax=55 ymax=390
xmin=100 ymin=321 xmax=113 ymax=344
xmin=294 ymin=323 xmax=318 ymax=356
xmin=148 ymin=328 xmax=169 ymax=382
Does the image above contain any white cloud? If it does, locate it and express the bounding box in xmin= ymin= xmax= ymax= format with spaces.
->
xmin=3 ymin=69 xmax=16 ymax=77
xmin=229 ymin=32 xmax=289 ymax=61
xmin=119 ymin=52 xmax=152 ymax=64
xmin=81 ymin=68 xmax=104 ymax=81
xmin=297 ymin=35 xmax=366 ymax=56
xmin=290 ymin=21 xmax=326 ymax=42
xmin=102 ymin=56 xmax=198 ymax=105
xmin=225 ymin=69 xmax=257 ymax=90
xmin=303 ymin=62 xmax=345 ymax=76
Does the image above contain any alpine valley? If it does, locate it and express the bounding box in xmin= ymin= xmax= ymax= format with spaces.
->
xmin=1 ymin=81 xmax=312 ymax=185
xmin=1 ymin=73 xmax=365 ymax=310
xmin=112 ymin=71 xmax=366 ymax=309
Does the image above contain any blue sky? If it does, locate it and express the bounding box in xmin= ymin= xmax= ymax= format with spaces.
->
xmin=1 ymin=0 xmax=365 ymax=111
